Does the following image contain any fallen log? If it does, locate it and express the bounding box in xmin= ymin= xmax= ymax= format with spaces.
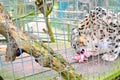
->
xmin=0 ymin=3 xmax=82 ymax=80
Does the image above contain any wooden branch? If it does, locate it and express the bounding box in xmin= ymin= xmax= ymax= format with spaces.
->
xmin=12 ymin=11 xmax=39 ymax=21
xmin=0 ymin=3 xmax=82 ymax=80
xmin=42 ymin=28 xmax=47 ymax=33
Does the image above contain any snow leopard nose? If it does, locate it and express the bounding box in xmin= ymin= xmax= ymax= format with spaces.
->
xmin=79 ymin=36 xmax=85 ymax=46
xmin=80 ymin=41 xmax=85 ymax=46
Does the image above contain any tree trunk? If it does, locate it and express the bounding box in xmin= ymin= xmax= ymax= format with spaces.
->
xmin=45 ymin=17 xmax=55 ymax=42
xmin=0 ymin=3 xmax=82 ymax=80
xmin=35 ymin=0 xmax=55 ymax=42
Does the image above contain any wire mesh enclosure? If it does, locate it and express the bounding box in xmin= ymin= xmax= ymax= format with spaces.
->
xmin=0 ymin=0 xmax=120 ymax=80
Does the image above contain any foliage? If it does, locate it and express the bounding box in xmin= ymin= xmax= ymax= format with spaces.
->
xmin=2 ymin=0 xmax=38 ymax=29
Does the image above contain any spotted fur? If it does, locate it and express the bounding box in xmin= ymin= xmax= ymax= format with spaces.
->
xmin=71 ymin=7 xmax=120 ymax=60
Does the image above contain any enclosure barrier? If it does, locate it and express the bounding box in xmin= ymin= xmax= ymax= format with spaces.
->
xmin=0 ymin=0 xmax=120 ymax=80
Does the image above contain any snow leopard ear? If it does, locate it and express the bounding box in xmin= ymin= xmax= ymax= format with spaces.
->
xmin=94 ymin=7 xmax=102 ymax=11
xmin=94 ymin=7 xmax=99 ymax=10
